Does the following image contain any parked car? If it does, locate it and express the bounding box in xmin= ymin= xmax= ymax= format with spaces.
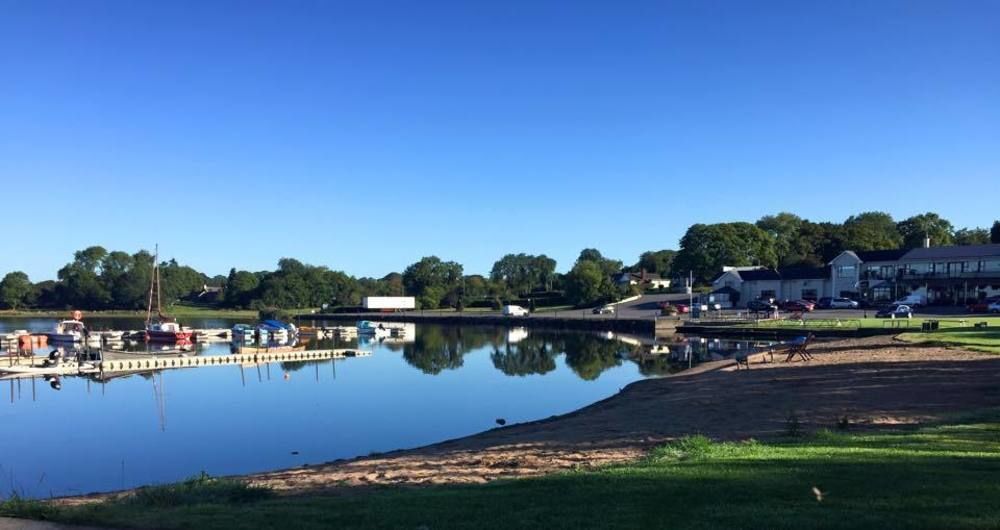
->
xmin=816 ymin=297 xmax=834 ymax=309
xmin=592 ymin=304 xmax=616 ymax=315
xmin=893 ymin=293 xmax=927 ymax=307
xmin=659 ymin=303 xmax=689 ymax=316
xmin=780 ymin=300 xmax=815 ymax=312
xmin=876 ymin=304 xmax=913 ymax=318
xmin=747 ymin=299 xmax=777 ymax=312
xmin=989 ymin=301 xmax=1000 ymax=314
xmin=502 ymin=305 xmax=530 ymax=317
xmin=829 ymin=297 xmax=859 ymax=309
xmin=968 ymin=296 xmax=1000 ymax=313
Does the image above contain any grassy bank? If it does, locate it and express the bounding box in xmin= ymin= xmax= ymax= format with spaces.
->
xmin=5 ymin=411 xmax=1000 ymax=529
xmin=898 ymin=329 xmax=1000 ymax=353
xmin=750 ymin=315 xmax=1000 ymax=332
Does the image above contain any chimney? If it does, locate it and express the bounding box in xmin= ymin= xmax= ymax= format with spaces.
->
xmin=923 ymin=236 xmax=931 ymax=248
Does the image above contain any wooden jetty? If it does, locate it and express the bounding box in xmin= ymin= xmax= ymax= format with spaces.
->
xmin=1 ymin=349 xmax=370 ymax=377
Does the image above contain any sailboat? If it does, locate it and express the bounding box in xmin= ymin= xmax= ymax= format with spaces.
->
xmin=145 ymin=246 xmax=194 ymax=343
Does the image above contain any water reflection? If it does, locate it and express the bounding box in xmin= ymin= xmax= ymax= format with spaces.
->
xmin=1 ymin=317 xmax=786 ymax=498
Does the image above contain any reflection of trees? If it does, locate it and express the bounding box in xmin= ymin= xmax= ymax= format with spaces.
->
xmin=402 ymin=326 xmax=500 ymax=375
xmin=490 ymin=335 xmax=557 ymax=376
xmin=560 ymin=334 xmax=627 ymax=381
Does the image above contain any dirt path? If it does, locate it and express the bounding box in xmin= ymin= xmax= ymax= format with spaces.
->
xmin=240 ymin=336 xmax=1000 ymax=493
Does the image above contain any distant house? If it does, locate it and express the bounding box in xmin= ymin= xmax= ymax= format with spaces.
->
xmin=712 ymin=265 xmax=830 ymax=307
xmin=713 ymin=242 xmax=1000 ymax=307
xmin=194 ymin=284 xmax=224 ymax=303
xmin=613 ymin=270 xmax=671 ymax=289
xmin=831 ymin=243 xmax=1000 ymax=304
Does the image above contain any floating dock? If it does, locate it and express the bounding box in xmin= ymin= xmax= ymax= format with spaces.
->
xmin=0 ymin=349 xmax=370 ymax=377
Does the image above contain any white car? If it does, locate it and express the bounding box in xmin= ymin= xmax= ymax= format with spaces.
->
xmin=502 ymin=305 xmax=530 ymax=317
xmin=893 ymin=293 xmax=927 ymax=307
xmin=829 ymin=298 xmax=859 ymax=309
xmin=592 ymin=305 xmax=616 ymax=315
xmin=989 ymin=301 xmax=1000 ymax=314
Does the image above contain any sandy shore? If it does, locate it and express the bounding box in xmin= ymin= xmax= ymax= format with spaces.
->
xmin=238 ymin=336 xmax=1000 ymax=493
xmin=59 ymin=336 xmax=1000 ymax=504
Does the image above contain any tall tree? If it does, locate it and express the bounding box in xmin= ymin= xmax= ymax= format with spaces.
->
xmin=897 ymin=212 xmax=954 ymax=248
xmin=954 ymin=228 xmax=990 ymax=246
xmin=633 ymin=250 xmax=676 ymax=276
xmin=564 ymin=260 xmax=620 ymax=306
xmin=991 ymin=221 xmax=1000 ymax=244
xmin=842 ymin=212 xmax=902 ymax=251
xmin=490 ymin=253 xmax=557 ymax=295
xmin=673 ymin=223 xmax=777 ymax=283
xmin=0 ymin=271 xmax=32 ymax=310
xmin=402 ymin=256 xmax=464 ymax=309
xmin=756 ymin=212 xmax=803 ymax=265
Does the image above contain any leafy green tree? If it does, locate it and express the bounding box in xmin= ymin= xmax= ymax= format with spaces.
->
xmin=673 ymin=223 xmax=778 ymax=283
xmin=564 ymin=260 xmax=621 ymax=306
xmin=633 ymin=250 xmax=676 ymax=276
xmin=225 ymin=268 xmax=261 ymax=308
xmin=0 ymin=271 xmax=32 ymax=309
xmin=843 ymin=212 xmax=902 ymax=251
xmin=954 ymin=228 xmax=990 ymax=246
xmin=992 ymin=221 xmax=1000 ymax=244
xmin=490 ymin=253 xmax=557 ymax=296
xmin=576 ymin=249 xmax=622 ymax=275
xmin=897 ymin=212 xmax=954 ymax=248
xmin=756 ymin=213 xmax=804 ymax=265
xmin=57 ymin=246 xmax=112 ymax=308
xmin=402 ymin=256 xmax=463 ymax=308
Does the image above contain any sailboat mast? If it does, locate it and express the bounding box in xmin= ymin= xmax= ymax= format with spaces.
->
xmin=146 ymin=245 xmax=158 ymax=326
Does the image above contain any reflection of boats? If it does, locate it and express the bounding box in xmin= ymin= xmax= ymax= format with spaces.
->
xmin=101 ymin=345 xmax=193 ymax=360
xmin=144 ymin=246 xmax=194 ymax=343
xmin=357 ymin=321 xmax=410 ymax=337
xmin=47 ymin=319 xmax=87 ymax=343
xmin=357 ymin=320 xmax=389 ymax=336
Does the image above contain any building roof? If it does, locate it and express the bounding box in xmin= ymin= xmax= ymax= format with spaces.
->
xmin=855 ymin=249 xmax=909 ymax=262
xmin=711 ymin=286 xmax=741 ymax=296
xmin=901 ymin=244 xmax=1000 ymax=261
xmin=776 ymin=266 xmax=830 ymax=280
xmin=735 ymin=268 xmax=782 ymax=281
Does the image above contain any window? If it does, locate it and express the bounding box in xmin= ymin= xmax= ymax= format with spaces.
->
xmin=760 ymin=290 xmax=776 ymax=300
xmin=801 ymin=289 xmax=817 ymax=300
xmin=837 ymin=265 xmax=856 ymax=278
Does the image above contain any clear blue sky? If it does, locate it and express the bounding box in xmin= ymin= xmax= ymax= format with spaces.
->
xmin=2 ymin=0 xmax=997 ymax=281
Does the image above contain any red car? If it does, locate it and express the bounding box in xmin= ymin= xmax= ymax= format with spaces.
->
xmin=659 ymin=302 xmax=690 ymax=314
xmin=782 ymin=300 xmax=815 ymax=312
xmin=969 ymin=297 xmax=1000 ymax=313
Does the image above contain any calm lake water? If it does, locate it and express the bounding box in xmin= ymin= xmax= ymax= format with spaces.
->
xmin=0 ymin=318 xmax=770 ymax=498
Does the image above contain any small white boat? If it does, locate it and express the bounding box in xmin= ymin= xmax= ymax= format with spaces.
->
xmin=47 ymin=320 xmax=88 ymax=342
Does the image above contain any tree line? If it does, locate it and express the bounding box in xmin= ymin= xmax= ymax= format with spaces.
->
xmin=1 ymin=213 xmax=997 ymax=311
xmin=673 ymin=213 xmax=1000 ymax=284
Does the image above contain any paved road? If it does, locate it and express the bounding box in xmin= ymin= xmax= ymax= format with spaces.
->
xmin=314 ymin=295 xmax=988 ymax=322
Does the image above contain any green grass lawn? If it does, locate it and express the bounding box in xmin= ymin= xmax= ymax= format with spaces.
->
xmin=898 ymin=329 xmax=1000 ymax=353
xmin=752 ymin=316 xmax=1000 ymax=332
xmin=5 ymin=411 xmax=1000 ymax=529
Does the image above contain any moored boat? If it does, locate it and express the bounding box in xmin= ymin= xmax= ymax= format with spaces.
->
xmin=144 ymin=246 xmax=194 ymax=343
xmin=47 ymin=319 xmax=88 ymax=343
